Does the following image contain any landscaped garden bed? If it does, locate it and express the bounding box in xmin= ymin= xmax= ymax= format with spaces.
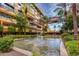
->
xmin=65 ymin=41 xmax=79 ymax=56
xmin=61 ymin=33 xmax=79 ymax=56
xmin=0 ymin=36 xmax=14 ymax=52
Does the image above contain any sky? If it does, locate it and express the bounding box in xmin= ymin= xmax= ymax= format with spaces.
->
xmin=36 ymin=3 xmax=57 ymax=17
xmin=36 ymin=3 xmax=63 ymax=31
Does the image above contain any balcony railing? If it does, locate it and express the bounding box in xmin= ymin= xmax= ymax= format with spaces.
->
xmin=0 ymin=7 xmax=15 ymax=16
xmin=0 ymin=4 xmax=14 ymax=13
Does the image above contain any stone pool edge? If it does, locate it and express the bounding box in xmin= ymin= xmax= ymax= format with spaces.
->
xmin=60 ymin=40 xmax=68 ymax=56
xmin=15 ymin=38 xmax=68 ymax=56
xmin=13 ymin=47 xmax=32 ymax=56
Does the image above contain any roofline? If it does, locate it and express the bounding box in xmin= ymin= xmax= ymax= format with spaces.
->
xmin=32 ymin=3 xmax=44 ymax=16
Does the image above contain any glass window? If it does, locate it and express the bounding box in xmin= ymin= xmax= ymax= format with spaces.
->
xmin=0 ymin=3 xmax=14 ymax=12
xmin=0 ymin=3 xmax=1 ymax=5
xmin=0 ymin=12 xmax=13 ymax=20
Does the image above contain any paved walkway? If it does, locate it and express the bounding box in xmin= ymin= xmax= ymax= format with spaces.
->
xmin=0 ymin=50 xmax=27 ymax=56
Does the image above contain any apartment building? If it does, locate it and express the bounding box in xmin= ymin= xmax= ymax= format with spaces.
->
xmin=14 ymin=3 xmax=47 ymax=33
xmin=48 ymin=16 xmax=60 ymax=24
xmin=26 ymin=3 xmax=47 ymax=33
xmin=0 ymin=3 xmax=47 ymax=33
xmin=0 ymin=3 xmax=16 ymax=33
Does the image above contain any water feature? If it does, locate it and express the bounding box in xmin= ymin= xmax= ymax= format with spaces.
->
xmin=14 ymin=36 xmax=61 ymax=56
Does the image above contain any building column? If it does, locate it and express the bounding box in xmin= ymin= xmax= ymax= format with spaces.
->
xmin=0 ymin=20 xmax=3 ymax=37
xmin=0 ymin=20 xmax=3 ymax=25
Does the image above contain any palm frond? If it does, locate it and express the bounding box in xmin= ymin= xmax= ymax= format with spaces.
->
xmin=53 ymin=8 xmax=62 ymax=12
xmin=21 ymin=4 xmax=27 ymax=16
xmin=57 ymin=10 xmax=64 ymax=16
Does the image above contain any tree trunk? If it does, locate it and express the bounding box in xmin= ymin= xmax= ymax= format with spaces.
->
xmin=72 ymin=3 xmax=78 ymax=40
xmin=64 ymin=3 xmax=67 ymax=21
xmin=63 ymin=3 xmax=67 ymax=32
xmin=0 ymin=32 xmax=3 ymax=37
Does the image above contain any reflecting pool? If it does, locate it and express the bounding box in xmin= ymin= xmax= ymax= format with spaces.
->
xmin=14 ymin=36 xmax=61 ymax=56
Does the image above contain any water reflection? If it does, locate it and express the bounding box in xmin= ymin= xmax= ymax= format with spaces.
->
xmin=14 ymin=36 xmax=61 ymax=56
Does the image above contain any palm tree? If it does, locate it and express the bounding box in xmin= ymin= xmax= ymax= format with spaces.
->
xmin=72 ymin=3 xmax=78 ymax=40
xmin=61 ymin=15 xmax=73 ymax=33
xmin=14 ymin=4 xmax=29 ymax=34
xmin=54 ymin=4 xmax=67 ymax=25
xmin=54 ymin=3 xmax=72 ymax=33
xmin=54 ymin=4 xmax=67 ymax=33
xmin=54 ymin=3 xmax=67 ymax=19
xmin=57 ymin=3 xmax=67 ymax=20
xmin=54 ymin=7 xmax=64 ymax=17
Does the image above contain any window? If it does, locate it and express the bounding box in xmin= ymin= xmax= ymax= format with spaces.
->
xmin=0 ymin=3 xmax=14 ymax=12
xmin=0 ymin=12 xmax=13 ymax=20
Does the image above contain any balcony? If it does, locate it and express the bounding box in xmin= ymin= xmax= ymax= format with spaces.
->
xmin=0 ymin=18 xmax=16 ymax=26
xmin=0 ymin=7 xmax=15 ymax=16
xmin=29 ymin=26 xmax=42 ymax=31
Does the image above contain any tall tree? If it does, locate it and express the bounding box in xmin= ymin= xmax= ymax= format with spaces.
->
xmin=54 ymin=3 xmax=68 ymax=32
xmin=54 ymin=3 xmax=67 ymax=19
xmin=57 ymin=3 xmax=67 ymax=20
xmin=14 ymin=4 xmax=29 ymax=34
xmin=54 ymin=7 xmax=64 ymax=17
xmin=72 ymin=3 xmax=78 ymax=40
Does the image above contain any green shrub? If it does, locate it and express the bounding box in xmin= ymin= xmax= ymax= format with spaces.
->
xmin=32 ymin=51 xmax=41 ymax=56
xmin=65 ymin=41 xmax=79 ymax=56
xmin=0 ymin=25 xmax=3 ymax=32
xmin=14 ymin=35 xmax=34 ymax=38
xmin=8 ymin=26 xmax=16 ymax=33
xmin=61 ymin=33 xmax=74 ymax=41
xmin=61 ymin=33 xmax=69 ymax=38
xmin=0 ymin=37 xmax=14 ymax=52
xmin=6 ymin=35 xmax=36 ymax=39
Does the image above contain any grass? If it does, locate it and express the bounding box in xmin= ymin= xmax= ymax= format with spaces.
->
xmin=65 ymin=41 xmax=79 ymax=56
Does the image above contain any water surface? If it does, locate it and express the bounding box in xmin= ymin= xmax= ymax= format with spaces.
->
xmin=14 ymin=37 xmax=61 ymax=56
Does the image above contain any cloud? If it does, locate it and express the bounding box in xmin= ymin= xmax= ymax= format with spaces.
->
xmin=46 ymin=4 xmax=57 ymax=17
xmin=36 ymin=3 xmax=62 ymax=31
xmin=36 ymin=3 xmax=58 ymax=17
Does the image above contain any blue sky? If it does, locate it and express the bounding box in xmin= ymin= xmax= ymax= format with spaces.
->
xmin=36 ymin=3 xmax=57 ymax=17
xmin=36 ymin=3 xmax=62 ymax=31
